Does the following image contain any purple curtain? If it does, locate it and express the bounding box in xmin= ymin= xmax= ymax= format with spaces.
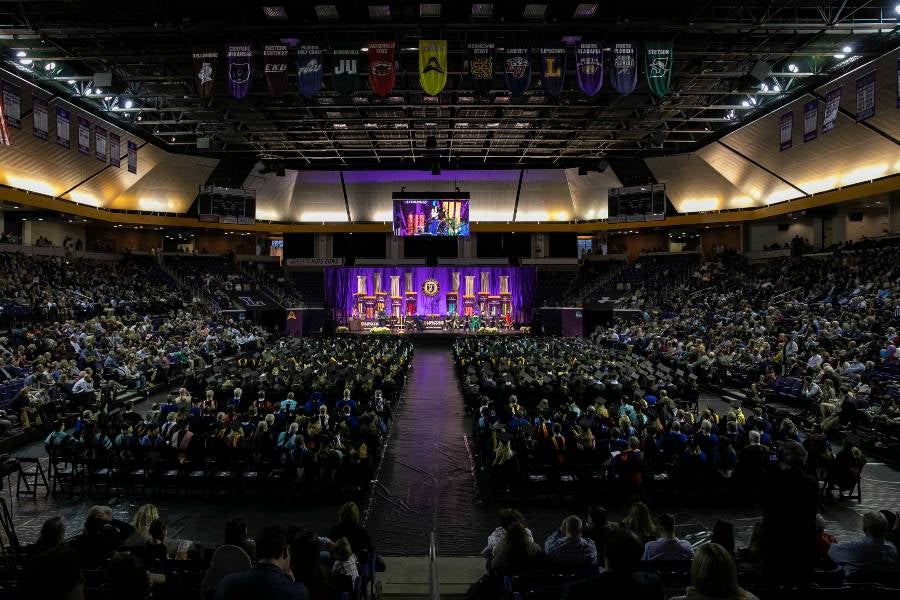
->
xmin=325 ymin=266 xmax=536 ymax=322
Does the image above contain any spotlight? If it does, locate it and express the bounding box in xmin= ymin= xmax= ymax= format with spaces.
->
xmin=895 ymin=3 xmax=900 ymax=14
xmin=833 ymin=53 xmax=846 ymax=59
xmin=66 ymin=79 xmax=75 ymax=85
xmin=788 ymin=63 xmax=798 ymax=73
xmin=773 ymin=84 xmax=781 ymax=93
xmin=741 ymin=100 xmax=750 ymax=107
xmin=124 ymin=99 xmax=133 ymax=109
xmin=842 ymin=45 xmax=852 ymax=53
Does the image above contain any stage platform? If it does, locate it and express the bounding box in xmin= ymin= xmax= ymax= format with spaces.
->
xmin=343 ymin=329 xmax=523 ymax=339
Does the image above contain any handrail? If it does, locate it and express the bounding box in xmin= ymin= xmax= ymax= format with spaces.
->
xmin=769 ymin=285 xmax=804 ymax=305
xmin=429 ymin=530 xmax=439 ymax=600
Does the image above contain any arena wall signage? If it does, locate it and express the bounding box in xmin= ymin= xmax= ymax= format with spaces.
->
xmin=611 ymin=42 xmax=639 ymax=95
xmin=2 ymin=82 xmax=20 ymax=129
xmin=368 ymin=41 xmax=397 ymax=97
xmin=109 ymin=132 xmax=120 ymax=168
xmin=644 ymin=41 xmax=674 ymax=97
xmin=127 ymin=140 xmax=137 ymax=174
xmin=56 ymin=106 xmax=70 ymax=149
xmin=332 ymin=42 xmax=360 ymax=96
xmin=822 ymin=86 xmax=842 ymax=134
xmin=263 ymin=43 xmax=289 ymax=96
xmin=855 ymin=70 xmax=876 ymax=122
xmin=504 ymin=46 xmax=531 ymax=96
xmin=0 ymin=92 xmax=9 ymax=145
xmin=226 ymin=43 xmax=253 ymax=100
xmin=779 ymin=111 xmax=793 ymax=152
xmin=77 ymin=116 xmax=90 ymax=155
xmin=575 ymin=42 xmax=604 ymax=97
xmin=192 ymin=49 xmax=218 ymax=101
xmin=803 ymin=100 xmax=818 ymax=143
xmin=32 ymin=96 xmax=48 ymax=140
xmin=95 ymin=126 xmax=108 ymax=162
xmin=419 ymin=40 xmax=448 ymax=96
xmin=297 ymin=44 xmax=324 ymax=98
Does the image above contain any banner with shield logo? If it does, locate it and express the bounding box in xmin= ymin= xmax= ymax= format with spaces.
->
xmin=368 ymin=41 xmax=397 ymax=97
xmin=611 ymin=42 xmax=638 ymax=95
xmin=468 ymin=42 xmax=495 ymax=97
xmin=419 ymin=40 xmax=448 ymax=96
xmin=192 ymin=49 xmax=218 ymax=101
xmin=226 ymin=44 xmax=252 ymax=99
xmin=504 ymin=47 xmax=531 ymax=96
xmin=644 ymin=41 xmax=674 ymax=97
xmin=576 ymin=42 xmax=604 ymax=97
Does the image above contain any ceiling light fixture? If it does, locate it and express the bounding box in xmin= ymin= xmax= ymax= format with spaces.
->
xmin=573 ymin=3 xmax=599 ymax=18
xmin=842 ymin=45 xmax=852 ymax=53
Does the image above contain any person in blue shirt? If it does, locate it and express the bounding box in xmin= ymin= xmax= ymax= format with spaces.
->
xmin=828 ymin=511 xmax=898 ymax=575
xmin=159 ymin=397 xmax=178 ymax=421
xmin=280 ymin=392 xmax=298 ymax=414
xmin=303 ymin=392 xmax=323 ymax=416
xmin=216 ymin=525 xmax=309 ymax=600
xmin=334 ymin=389 xmax=356 ymax=415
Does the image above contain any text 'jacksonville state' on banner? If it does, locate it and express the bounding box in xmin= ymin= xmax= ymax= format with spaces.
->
xmin=611 ymin=42 xmax=639 ymax=95
xmin=468 ymin=42 xmax=494 ymax=97
xmin=419 ymin=40 xmax=447 ymax=96
xmin=2 ymin=83 xmax=21 ymax=129
xmin=332 ymin=42 xmax=360 ymax=96
xmin=644 ymin=41 xmax=674 ymax=97
xmin=504 ymin=47 xmax=531 ymax=96
xmin=77 ymin=116 xmax=90 ymax=155
xmin=576 ymin=42 xmax=603 ymax=97
xmin=32 ymin=96 xmax=48 ymax=140
xmin=192 ymin=50 xmax=217 ymax=100
xmin=56 ymin=106 xmax=70 ymax=149
xmin=779 ymin=111 xmax=793 ymax=152
xmin=110 ymin=132 xmax=120 ymax=168
xmin=368 ymin=41 xmax=396 ymax=97
xmin=855 ymin=70 xmax=876 ymax=122
xmin=803 ymin=100 xmax=818 ymax=143
xmin=263 ymin=44 xmax=289 ymax=96
xmin=297 ymin=44 xmax=324 ymax=98
xmin=226 ymin=44 xmax=252 ymax=100
xmin=95 ymin=126 xmax=108 ymax=162
xmin=540 ymin=45 xmax=566 ymax=97
xmin=822 ymin=86 xmax=842 ymax=134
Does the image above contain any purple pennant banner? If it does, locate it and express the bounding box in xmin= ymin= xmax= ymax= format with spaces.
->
xmin=226 ymin=43 xmax=253 ymax=99
xmin=109 ymin=132 xmax=120 ymax=168
xmin=2 ymin=83 xmax=21 ymax=129
xmin=325 ymin=266 xmax=536 ymax=324
xmin=575 ymin=42 xmax=604 ymax=97
xmin=779 ymin=111 xmax=793 ymax=152
xmin=855 ymin=70 xmax=876 ymax=122
xmin=896 ymin=58 xmax=899 ymax=108
xmin=297 ymin=44 xmax=324 ymax=98
xmin=56 ymin=106 xmax=70 ymax=149
xmin=611 ymin=41 xmax=639 ymax=95
xmin=77 ymin=116 xmax=90 ymax=155
xmin=32 ymin=96 xmax=48 ymax=140
xmin=95 ymin=126 xmax=107 ymax=162
xmin=127 ymin=140 xmax=137 ymax=174
xmin=803 ymin=99 xmax=818 ymax=143
xmin=822 ymin=86 xmax=841 ymax=134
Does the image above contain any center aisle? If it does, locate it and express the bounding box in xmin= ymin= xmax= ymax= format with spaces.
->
xmin=367 ymin=338 xmax=491 ymax=556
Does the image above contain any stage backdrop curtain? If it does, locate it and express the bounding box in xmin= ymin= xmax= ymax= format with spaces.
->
xmin=325 ymin=266 xmax=536 ymax=323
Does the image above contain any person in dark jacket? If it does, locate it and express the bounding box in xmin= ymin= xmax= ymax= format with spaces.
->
xmin=215 ymin=525 xmax=309 ymax=600
xmin=562 ymin=529 xmax=664 ymax=600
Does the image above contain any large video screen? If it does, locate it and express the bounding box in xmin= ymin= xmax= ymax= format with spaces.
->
xmin=392 ymin=195 xmax=470 ymax=237
xmin=607 ymin=183 xmax=666 ymax=223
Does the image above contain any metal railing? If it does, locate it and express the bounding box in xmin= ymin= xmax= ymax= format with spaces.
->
xmin=429 ymin=531 xmax=440 ymax=600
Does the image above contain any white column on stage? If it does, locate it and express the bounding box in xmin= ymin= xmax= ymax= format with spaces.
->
xmin=356 ymin=275 xmax=367 ymax=295
xmin=390 ymin=275 xmax=400 ymax=297
xmin=374 ymin=272 xmax=382 ymax=294
xmin=452 ymin=271 xmax=460 ymax=292
xmin=480 ymin=271 xmax=490 ymax=293
xmin=405 ymin=271 xmax=413 ymax=294
xmin=499 ymin=275 xmax=509 ymax=294
xmin=465 ymin=275 xmax=475 ymax=296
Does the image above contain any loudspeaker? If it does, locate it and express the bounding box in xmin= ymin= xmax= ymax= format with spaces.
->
xmin=748 ymin=60 xmax=771 ymax=82
xmin=93 ymin=72 xmax=113 ymax=87
xmin=777 ymin=223 xmax=789 ymax=231
xmin=848 ymin=212 xmax=863 ymax=222
xmin=196 ymin=137 xmax=210 ymax=149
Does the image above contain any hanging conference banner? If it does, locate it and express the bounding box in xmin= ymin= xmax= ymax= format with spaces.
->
xmin=32 ymin=96 xmax=48 ymax=140
xmin=332 ymin=42 xmax=360 ymax=96
xmin=504 ymin=47 xmax=531 ymax=96
xmin=77 ymin=117 xmax=90 ymax=155
xmin=467 ymin=42 xmax=494 ymax=97
xmin=192 ymin=49 xmax=218 ymax=101
xmin=855 ymin=70 xmax=876 ymax=122
xmin=0 ymin=93 xmax=9 ymax=145
xmin=803 ymin=100 xmax=818 ymax=143
xmin=368 ymin=41 xmax=396 ymax=97
xmin=611 ymin=42 xmax=639 ymax=95
xmin=110 ymin=132 xmax=121 ymax=168
xmin=297 ymin=44 xmax=324 ymax=98
xmin=263 ymin=44 xmax=289 ymax=96
xmin=779 ymin=111 xmax=793 ymax=152
xmin=127 ymin=140 xmax=137 ymax=174
xmin=645 ymin=41 xmax=674 ymax=97
xmin=225 ymin=43 xmax=253 ymax=100
xmin=95 ymin=126 xmax=108 ymax=162
xmin=896 ymin=58 xmax=899 ymax=108
xmin=2 ymin=83 xmax=21 ymax=129
xmin=575 ymin=42 xmax=604 ymax=97
xmin=419 ymin=40 xmax=448 ymax=96
xmin=539 ymin=44 xmax=566 ymax=97
xmin=56 ymin=106 xmax=70 ymax=149
xmin=822 ymin=86 xmax=842 ymax=134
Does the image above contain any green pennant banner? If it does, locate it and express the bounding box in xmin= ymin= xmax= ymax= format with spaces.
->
xmin=644 ymin=41 xmax=674 ymax=97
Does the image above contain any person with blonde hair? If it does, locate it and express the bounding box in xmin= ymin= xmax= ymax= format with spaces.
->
xmin=622 ymin=502 xmax=658 ymax=544
xmin=122 ymin=503 xmax=159 ymax=546
xmin=671 ymin=543 xmax=758 ymax=600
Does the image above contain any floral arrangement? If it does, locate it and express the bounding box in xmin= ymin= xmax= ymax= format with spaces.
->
xmin=370 ymin=326 xmax=392 ymax=335
xmin=479 ymin=327 xmax=500 ymax=334
xmin=336 ymin=326 xmax=349 ymax=334
xmin=520 ymin=326 xmax=531 ymax=334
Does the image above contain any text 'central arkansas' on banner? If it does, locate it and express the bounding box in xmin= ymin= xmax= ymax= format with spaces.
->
xmin=419 ymin=40 xmax=447 ymax=96
xmin=226 ymin=43 xmax=252 ymax=99
xmin=368 ymin=41 xmax=396 ymax=97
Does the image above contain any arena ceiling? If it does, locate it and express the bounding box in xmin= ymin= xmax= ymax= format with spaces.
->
xmin=1 ymin=1 xmax=898 ymax=170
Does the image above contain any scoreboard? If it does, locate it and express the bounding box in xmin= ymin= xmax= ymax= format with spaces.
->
xmin=198 ymin=185 xmax=257 ymax=224
xmin=607 ymin=184 xmax=666 ymax=223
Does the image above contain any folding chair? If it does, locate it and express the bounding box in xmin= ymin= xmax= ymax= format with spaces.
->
xmin=15 ymin=457 xmax=49 ymax=498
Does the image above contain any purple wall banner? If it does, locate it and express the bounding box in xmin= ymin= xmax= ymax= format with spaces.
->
xmin=297 ymin=44 xmax=324 ymax=98
xmin=325 ymin=266 xmax=536 ymax=324
xmin=95 ymin=126 xmax=107 ymax=162
xmin=226 ymin=43 xmax=253 ymax=99
xmin=56 ymin=106 xmax=70 ymax=149
xmin=77 ymin=116 xmax=90 ymax=155
xmin=2 ymin=83 xmax=20 ymax=129
xmin=504 ymin=47 xmax=531 ymax=96
xmin=803 ymin=99 xmax=818 ymax=143
xmin=32 ymin=97 xmax=48 ymax=140
xmin=896 ymin=58 xmax=899 ymax=108
xmin=855 ymin=70 xmax=876 ymax=121
xmin=779 ymin=111 xmax=793 ymax=152
xmin=576 ymin=42 xmax=603 ymax=96
xmin=822 ymin=86 xmax=841 ymax=134
xmin=109 ymin=132 xmax=120 ymax=167
xmin=611 ymin=41 xmax=639 ymax=95
xmin=127 ymin=140 xmax=137 ymax=174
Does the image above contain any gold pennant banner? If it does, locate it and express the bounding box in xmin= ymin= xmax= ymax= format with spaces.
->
xmin=419 ymin=40 xmax=448 ymax=96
